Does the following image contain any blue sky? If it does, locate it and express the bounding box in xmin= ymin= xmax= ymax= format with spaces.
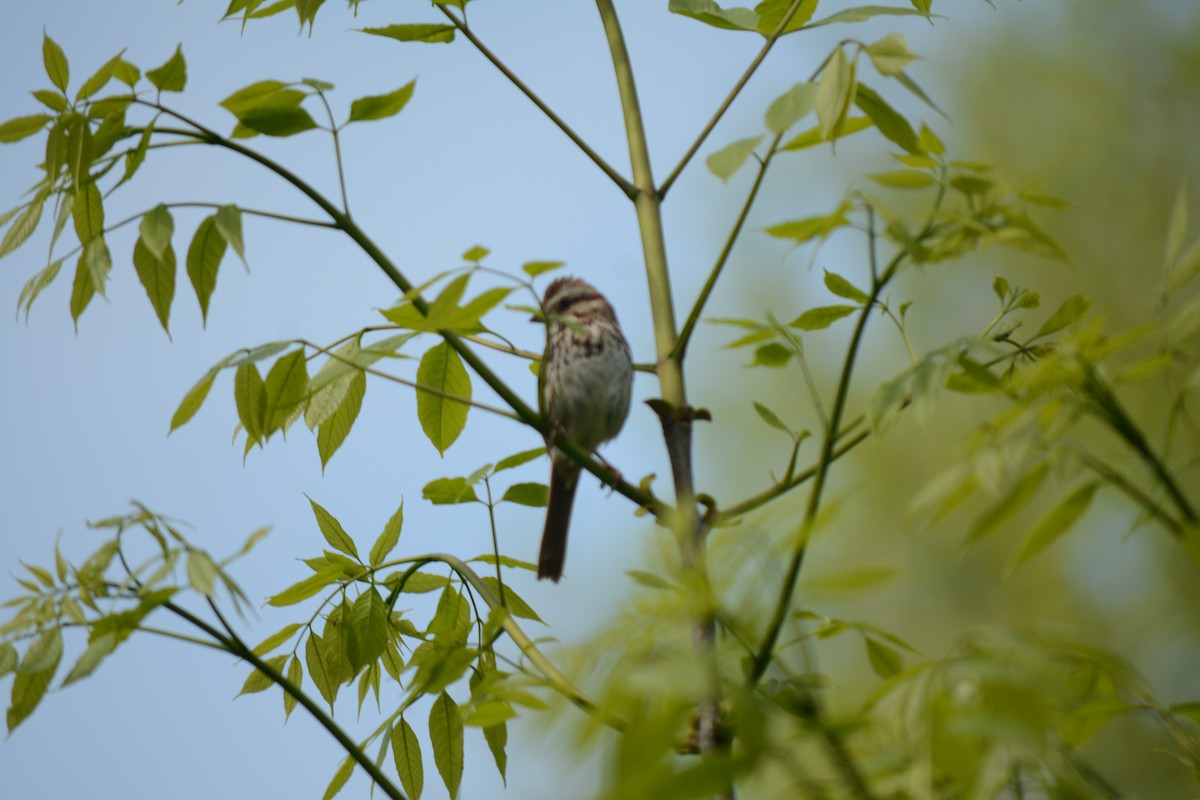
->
xmin=0 ymin=2 xmax=1038 ymax=798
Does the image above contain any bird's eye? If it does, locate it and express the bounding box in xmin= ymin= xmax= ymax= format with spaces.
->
xmin=553 ymin=298 xmax=572 ymax=314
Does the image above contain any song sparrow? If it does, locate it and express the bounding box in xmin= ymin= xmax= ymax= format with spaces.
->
xmin=536 ymin=277 xmax=633 ymax=581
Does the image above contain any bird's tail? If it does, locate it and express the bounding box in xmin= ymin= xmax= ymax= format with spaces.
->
xmin=538 ymin=464 xmax=579 ymax=581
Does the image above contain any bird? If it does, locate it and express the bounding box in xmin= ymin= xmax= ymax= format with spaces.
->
xmin=536 ymin=277 xmax=633 ymax=581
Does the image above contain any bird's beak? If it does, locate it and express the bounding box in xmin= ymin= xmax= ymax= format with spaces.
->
xmin=530 ymin=309 xmax=546 ymax=324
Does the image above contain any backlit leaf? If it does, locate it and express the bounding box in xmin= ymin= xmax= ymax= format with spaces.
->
xmin=42 ymin=34 xmax=69 ymax=93
xmin=348 ymin=79 xmax=416 ymax=123
xmin=392 ymin=717 xmax=424 ymax=800
xmin=824 ymin=270 xmax=870 ymax=303
xmin=500 ymin=483 xmax=548 ymax=508
xmin=1035 ymin=295 xmax=1091 ymax=339
xmin=854 ymin=83 xmax=920 ymax=154
xmin=132 ymin=238 xmax=176 ymax=335
xmin=766 ymin=83 xmax=816 ymax=135
xmin=0 ymin=115 xmax=52 ymax=143
xmin=360 ymin=24 xmax=456 ymax=44
xmin=321 ymin=756 xmax=355 ymax=800
xmin=790 ymin=304 xmax=857 ymax=330
xmin=967 ymin=463 xmax=1050 ymax=545
xmin=146 ymin=45 xmax=187 ymax=93
xmin=1013 ymin=483 xmax=1098 ymax=568
xmin=318 ymin=370 xmax=365 ymax=468
xmin=429 ymin=692 xmax=464 ymax=799
xmin=369 ymin=501 xmax=404 ymax=568
xmin=706 ymin=136 xmax=762 ymax=181
xmin=416 ymin=342 xmax=472 ymax=455
xmin=186 ymin=216 xmax=226 ymax=324
xmin=308 ymin=497 xmax=359 ymax=560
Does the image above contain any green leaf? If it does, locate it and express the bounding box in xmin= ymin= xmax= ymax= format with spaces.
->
xmin=72 ymin=182 xmax=104 ymax=246
xmin=360 ymin=24 xmax=456 ymax=44
xmin=463 ymin=701 xmax=516 ymax=728
xmin=348 ymin=79 xmax=416 ymax=123
xmin=1035 ymin=295 xmax=1091 ymax=339
xmin=706 ymin=135 xmax=762 ymax=181
xmin=170 ymin=365 xmax=220 ymax=431
xmin=766 ymin=83 xmax=816 ymax=135
xmin=132 ymin=237 xmax=176 ymax=335
xmin=237 ymin=653 xmax=288 ymax=697
xmin=186 ymin=550 xmax=218 ymax=595
xmin=790 ymin=304 xmax=857 ymax=330
xmin=0 ymin=643 xmax=19 ymax=677
xmin=252 ymin=622 xmax=303 ymax=656
xmin=186 ymin=216 xmax=226 ymax=324
xmin=214 ymin=205 xmax=246 ymax=267
xmin=321 ymin=756 xmax=355 ymax=800
xmin=308 ymin=497 xmax=359 ymax=560
xmin=82 ymin=238 xmax=112 ymax=298
xmin=483 ymin=721 xmax=508 ymax=784
xmin=0 ymin=115 xmax=52 ymax=144
xmin=369 ymin=502 xmax=404 ymax=568
xmin=865 ymin=636 xmax=903 ymax=678
xmin=220 ymin=80 xmax=316 ymax=137
xmin=1013 ymin=483 xmax=1098 ymax=568
xmin=967 ymin=463 xmax=1050 ymax=545
xmin=422 ymin=477 xmax=480 ymax=505
xmin=754 ymin=0 xmax=819 ymax=34
xmin=1166 ymin=240 xmax=1200 ymax=294
xmin=77 ymin=51 xmax=125 ymax=100
xmin=865 ymin=33 xmax=918 ymax=76
xmin=854 ymin=83 xmax=920 ymax=154
xmin=824 ymin=270 xmax=870 ymax=303
xmin=146 ymin=45 xmax=187 ymax=93
xmin=752 ymin=401 xmax=789 ymax=432
xmin=416 ymin=342 xmax=472 ymax=455
xmin=522 ymin=260 xmax=565 ymax=278
xmin=392 ymin=718 xmax=424 ymax=800
xmin=283 ymin=657 xmax=302 ymax=719
xmin=0 ymin=190 xmax=49 ymax=261
xmin=806 ymin=5 xmax=931 ymax=28
xmin=232 ymin=365 xmax=266 ymax=450
xmin=263 ymin=349 xmax=309 ymax=434
xmin=781 ymin=116 xmax=872 ymax=151
xmin=19 ymin=628 xmax=64 ymax=674
xmin=869 ymin=169 xmax=935 ymax=188
xmin=347 ymin=588 xmax=389 ymax=670
xmin=751 ymin=342 xmax=792 ymax=367
xmin=480 ymin=578 xmax=543 ymax=623
xmin=816 ymin=46 xmax=854 ymax=139
xmin=31 ymin=90 xmax=67 ymax=113
xmin=305 ymin=632 xmax=339 ymax=712
xmin=429 ymin=692 xmax=464 ymax=799
xmin=268 ymin=564 xmax=344 ymax=606
xmin=7 ymin=630 xmax=62 ymax=733
xmin=494 ymin=447 xmax=545 ymax=472
xmin=318 ymin=370 xmax=366 ymax=469
xmin=764 ymin=205 xmax=850 ymax=244
xmin=470 ymin=554 xmax=538 ymax=572
xmin=667 ymin=0 xmax=759 ymax=32
xmin=69 ymin=252 xmax=95 ymax=325
xmin=139 ymin=204 xmax=174 ymax=261
xmin=43 ymin=34 xmax=69 ymax=93
xmin=500 ymin=482 xmax=548 ymax=508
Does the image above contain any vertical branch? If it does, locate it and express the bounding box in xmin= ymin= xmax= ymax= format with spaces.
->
xmin=593 ymin=0 xmax=728 ymax=793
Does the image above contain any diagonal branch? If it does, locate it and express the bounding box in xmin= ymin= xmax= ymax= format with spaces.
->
xmin=436 ymin=6 xmax=637 ymax=199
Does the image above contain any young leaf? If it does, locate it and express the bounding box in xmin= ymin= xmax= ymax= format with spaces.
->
xmin=0 ymin=190 xmax=50 ymax=262
xmin=706 ymin=135 xmax=762 ymax=181
xmin=522 ymin=260 xmax=565 ymax=278
xmin=751 ymin=342 xmax=792 ymax=367
xmin=824 ymin=270 xmax=871 ymax=303
xmin=781 ymin=116 xmax=873 ymax=151
xmin=429 ymin=692 xmax=464 ymax=799
xmin=753 ymin=401 xmax=790 ymax=433
xmin=667 ymin=0 xmax=758 ymax=32
xmin=234 ymin=363 xmax=267 ymax=445
xmin=790 ymin=304 xmax=857 ymax=330
xmin=359 ymin=24 xmax=456 ymax=44
xmin=318 ymin=370 xmax=366 ymax=469
xmin=816 ymin=46 xmax=854 ymax=139
xmin=186 ymin=550 xmax=218 ymax=595
xmin=139 ymin=205 xmax=174 ymax=261
xmin=416 ymin=342 xmax=472 ymax=455
xmin=308 ymin=497 xmax=359 ymax=560
xmin=214 ymin=205 xmax=246 ymax=267
xmin=869 ymin=169 xmax=935 ymax=188
xmin=500 ymin=483 xmax=549 ymax=508
xmin=865 ymin=33 xmax=918 ymax=76
xmin=422 ymin=477 xmax=480 ymax=505
xmin=268 ymin=565 xmax=344 ymax=607
xmin=252 ymin=623 xmax=303 ymax=656
xmin=7 ymin=630 xmax=62 ymax=733
xmin=480 ymin=578 xmax=543 ymax=624
xmin=42 ymin=34 xmax=69 ymax=93
xmin=369 ymin=501 xmax=404 ymax=568
xmin=305 ymin=632 xmax=339 ymax=712
xmin=854 ymin=83 xmax=920 ymax=154
xmin=146 ymin=45 xmax=187 ymax=93
xmin=237 ymin=654 xmax=288 ymax=697
xmin=967 ymin=463 xmax=1051 ymax=545
xmin=262 ymin=349 xmax=309 ymax=434
xmin=186 ymin=216 xmax=227 ymax=324
xmin=170 ymin=365 xmax=220 ymax=431
xmin=72 ymin=182 xmax=104 ymax=247
xmin=483 ymin=721 xmax=508 ymax=784
xmin=347 ymin=588 xmax=389 ymax=670
xmin=806 ymin=5 xmax=930 ymax=28
xmin=132 ymin=238 xmax=176 ymax=335
xmin=766 ymin=83 xmax=816 ymax=135
xmin=321 ymin=756 xmax=355 ymax=800
xmin=69 ymin=252 xmax=95 ymax=325
xmin=0 ymin=115 xmax=52 ymax=143
xmin=1035 ymin=295 xmax=1091 ymax=339
xmin=83 ymin=239 xmax=112 ymax=298
xmin=392 ymin=718 xmax=424 ymax=800
xmin=349 ymin=80 xmax=416 ymax=123
xmin=865 ymin=636 xmax=903 ymax=678
xmin=1013 ymin=483 xmax=1098 ymax=568
xmin=1166 ymin=181 xmax=1189 ymax=269
xmin=494 ymin=447 xmax=545 ymax=472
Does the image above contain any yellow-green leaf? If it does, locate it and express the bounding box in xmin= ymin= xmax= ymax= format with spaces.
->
xmin=416 ymin=342 xmax=472 ymax=455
